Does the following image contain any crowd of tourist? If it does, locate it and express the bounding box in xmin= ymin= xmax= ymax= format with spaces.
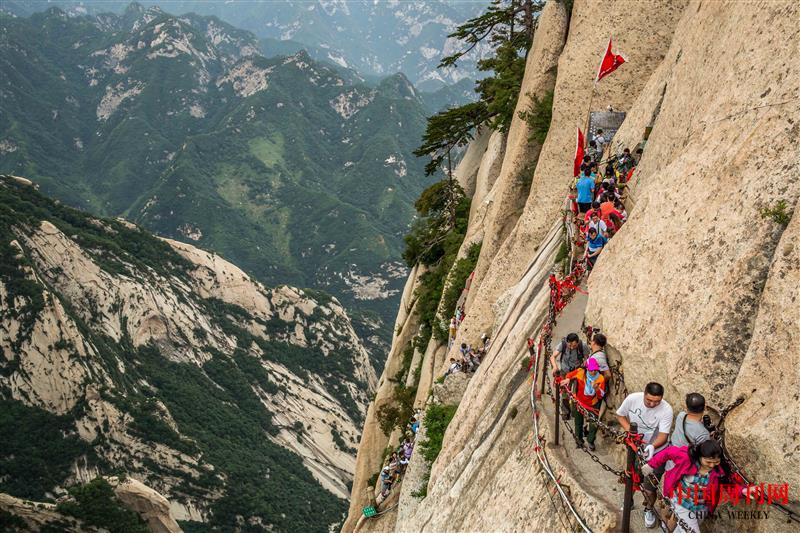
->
xmin=445 ymin=334 xmax=491 ymax=378
xmin=448 ymin=304 xmax=467 ymax=348
xmin=549 ymin=133 xmax=761 ymax=532
xmin=573 ymin=132 xmax=639 ymax=269
xmin=553 ymin=330 xmax=756 ymax=532
xmin=378 ymin=414 xmax=420 ymax=499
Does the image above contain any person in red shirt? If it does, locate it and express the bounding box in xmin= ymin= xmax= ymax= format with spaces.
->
xmin=599 ymin=193 xmax=625 ymax=233
xmin=560 ymin=358 xmax=606 ymax=450
xmin=583 ymin=201 xmax=602 ymax=223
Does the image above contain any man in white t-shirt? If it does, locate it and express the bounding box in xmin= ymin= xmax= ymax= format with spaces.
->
xmin=616 ymin=382 xmax=673 ymax=529
xmin=588 ymin=211 xmax=608 ymax=237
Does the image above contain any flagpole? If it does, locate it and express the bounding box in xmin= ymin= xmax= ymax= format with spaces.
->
xmin=584 ymin=82 xmax=596 ymax=151
xmin=586 ymin=37 xmax=612 ymax=153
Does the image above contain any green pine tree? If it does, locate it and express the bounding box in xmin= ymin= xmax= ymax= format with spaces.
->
xmin=414 ymin=0 xmax=543 ymax=182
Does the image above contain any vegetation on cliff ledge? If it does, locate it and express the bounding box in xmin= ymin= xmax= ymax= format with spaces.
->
xmin=56 ymin=478 xmax=148 ymax=533
xmin=413 ymin=402 xmax=459 ymax=498
xmin=403 ymin=180 xmax=472 ymax=350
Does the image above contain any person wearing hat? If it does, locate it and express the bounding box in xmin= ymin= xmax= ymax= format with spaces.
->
xmin=380 ymin=465 xmax=393 ymax=497
xmin=560 ymin=358 xmax=606 ymax=451
xmin=551 ymin=332 xmax=590 ymax=421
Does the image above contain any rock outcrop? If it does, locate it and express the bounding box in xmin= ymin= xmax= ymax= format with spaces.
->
xmin=111 ymin=477 xmax=181 ymax=533
xmin=585 ymin=0 xmax=800 ymax=520
xmin=0 ymin=476 xmax=180 ymax=532
xmin=0 ymin=175 xmax=375 ymax=529
xmin=0 ymin=494 xmax=89 ymax=532
xmin=348 ymin=1 xmax=798 ymax=532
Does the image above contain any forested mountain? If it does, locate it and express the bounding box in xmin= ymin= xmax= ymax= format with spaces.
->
xmin=0 ymin=4 xmax=443 ymax=360
xmin=0 ymin=175 xmax=377 ymax=529
xmin=0 ymin=0 xmax=489 ymax=90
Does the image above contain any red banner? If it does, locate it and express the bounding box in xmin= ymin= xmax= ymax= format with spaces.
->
xmin=596 ymin=37 xmax=626 ymax=83
xmin=573 ymin=127 xmax=585 ymax=177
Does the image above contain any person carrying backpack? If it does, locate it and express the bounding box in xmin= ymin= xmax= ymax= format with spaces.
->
xmin=550 ymin=333 xmax=589 ymax=420
xmin=560 ymin=358 xmax=606 ymax=451
xmin=671 ymin=392 xmax=711 ymax=447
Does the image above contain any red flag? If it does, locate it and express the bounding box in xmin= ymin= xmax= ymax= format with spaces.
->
xmin=596 ymin=37 xmax=626 ymax=83
xmin=573 ymin=127 xmax=585 ymax=177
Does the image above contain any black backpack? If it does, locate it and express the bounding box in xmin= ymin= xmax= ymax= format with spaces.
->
xmin=559 ymin=337 xmax=585 ymax=366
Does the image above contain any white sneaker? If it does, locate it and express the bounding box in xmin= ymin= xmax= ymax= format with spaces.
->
xmin=644 ymin=508 xmax=657 ymax=529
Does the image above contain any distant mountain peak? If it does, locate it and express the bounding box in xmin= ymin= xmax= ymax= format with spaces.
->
xmin=124 ymin=1 xmax=145 ymax=15
xmin=378 ymin=72 xmax=420 ymax=101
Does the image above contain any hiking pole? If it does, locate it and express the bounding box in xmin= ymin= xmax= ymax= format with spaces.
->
xmin=621 ymin=422 xmax=637 ymax=533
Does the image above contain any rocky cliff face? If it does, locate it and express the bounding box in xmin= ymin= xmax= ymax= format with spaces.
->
xmin=0 ymin=175 xmax=376 ymax=530
xmin=347 ymin=1 xmax=798 ymax=531
xmin=585 ymin=0 xmax=800 ymax=512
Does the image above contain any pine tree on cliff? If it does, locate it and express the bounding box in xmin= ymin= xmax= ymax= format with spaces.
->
xmin=418 ymin=0 xmax=540 ymax=140
xmin=408 ymin=0 xmax=542 ymax=267
xmin=413 ymin=0 xmax=541 ymax=227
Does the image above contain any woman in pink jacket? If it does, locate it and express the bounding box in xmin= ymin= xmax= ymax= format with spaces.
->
xmin=643 ymin=440 xmax=748 ymax=533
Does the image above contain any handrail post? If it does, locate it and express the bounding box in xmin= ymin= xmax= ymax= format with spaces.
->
xmin=621 ymin=422 xmax=638 ymax=533
xmin=554 ymin=388 xmax=561 ymax=446
xmin=539 ymin=351 xmax=548 ymax=396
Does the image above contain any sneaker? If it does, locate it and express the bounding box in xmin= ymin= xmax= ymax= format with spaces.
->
xmin=575 ymin=441 xmax=584 ymax=449
xmin=644 ymin=508 xmax=657 ymax=529
xmin=586 ymin=442 xmax=596 ymax=451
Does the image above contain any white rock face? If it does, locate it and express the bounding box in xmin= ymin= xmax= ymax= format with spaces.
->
xmin=91 ymin=42 xmax=134 ymax=74
xmin=0 ymin=139 xmax=19 ymax=154
xmin=188 ymin=104 xmax=206 ymax=118
xmin=216 ymin=59 xmax=274 ymax=97
xmin=330 ymin=89 xmax=376 ymax=119
xmin=96 ymin=82 xmax=144 ymax=121
xmin=1 ymin=184 xmax=377 ymax=521
xmin=111 ymin=476 xmax=181 ymax=533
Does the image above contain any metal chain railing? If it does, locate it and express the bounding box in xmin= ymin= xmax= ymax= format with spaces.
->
xmin=555 ymin=404 xmax=625 ymax=478
xmin=529 ymin=339 xmax=593 ymax=533
xmin=529 ymin=186 xmax=800 ymax=531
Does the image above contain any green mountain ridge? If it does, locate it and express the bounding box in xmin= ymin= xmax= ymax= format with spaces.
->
xmin=0 ymin=0 xmax=489 ymax=90
xmin=0 ymin=4 xmax=439 ymax=363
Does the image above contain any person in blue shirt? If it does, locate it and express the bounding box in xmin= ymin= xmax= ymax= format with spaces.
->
xmin=586 ymin=227 xmax=607 ymax=270
xmin=409 ymin=416 xmax=419 ymax=434
xmin=576 ymin=169 xmax=596 ymax=213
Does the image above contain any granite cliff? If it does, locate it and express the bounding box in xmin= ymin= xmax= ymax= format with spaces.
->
xmin=0 ymin=175 xmax=376 ymax=531
xmin=346 ymin=1 xmax=799 ymax=531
